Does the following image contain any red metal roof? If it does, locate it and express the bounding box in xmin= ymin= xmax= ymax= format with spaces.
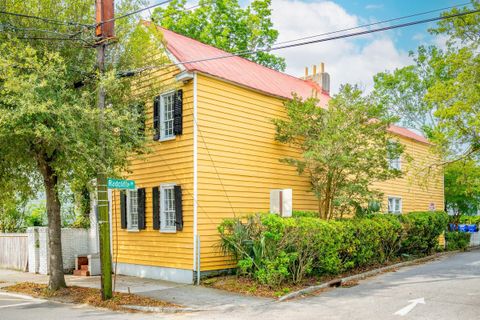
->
xmin=155 ymin=25 xmax=429 ymax=145
xmin=388 ymin=125 xmax=431 ymax=144
xmin=159 ymin=27 xmax=329 ymax=105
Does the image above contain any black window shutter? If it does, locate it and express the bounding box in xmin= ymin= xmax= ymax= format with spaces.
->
xmin=137 ymin=188 xmax=146 ymax=230
xmin=153 ymin=95 xmax=160 ymax=140
xmin=174 ymin=185 xmax=183 ymax=231
xmin=120 ymin=191 xmax=127 ymax=229
xmin=152 ymin=187 xmax=160 ymax=230
xmin=173 ymin=89 xmax=183 ymax=135
xmin=135 ymin=101 xmax=146 ymax=135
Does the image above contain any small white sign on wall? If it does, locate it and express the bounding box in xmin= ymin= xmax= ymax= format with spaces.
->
xmin=270 ymin=189 xmax=292 ymax=217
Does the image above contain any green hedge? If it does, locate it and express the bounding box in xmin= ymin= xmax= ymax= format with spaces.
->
xmin=218 ymin=211 xmax=448 ymax=287
xmin=445 ymin=232 xmax=471 ymax=251
xmin=398 ymin=211 xmax=449 ymax=255
xmin=291 ymin=210 xmax=319 ymax=218
xmin=458 ymin=215 xmax=480 ymax=225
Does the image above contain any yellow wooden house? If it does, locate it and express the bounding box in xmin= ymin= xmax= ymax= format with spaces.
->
xmin=108 ymin=28 xmax=444 ymax=283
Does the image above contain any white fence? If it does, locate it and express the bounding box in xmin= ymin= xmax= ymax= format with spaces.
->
xmin=28 ymin=227 xmax=90 ymax=274
xmin=0 ymin=233 xmax=28 ymax=271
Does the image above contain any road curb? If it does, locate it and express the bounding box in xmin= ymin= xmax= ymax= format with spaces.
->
xmin=277 ymin=251 xmax=455 ymax=302
xmin=0 ymin=290 xmax=47 ymax=302
xmin=122 ymin=305 xmax=203 ymax=313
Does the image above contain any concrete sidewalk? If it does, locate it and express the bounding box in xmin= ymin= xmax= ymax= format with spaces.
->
xmin=0 ymin=269 xmax=271 ymax=311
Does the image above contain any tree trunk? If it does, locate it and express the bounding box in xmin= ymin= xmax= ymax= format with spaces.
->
xmin=37 ymin=155 xmax=66 ymax=290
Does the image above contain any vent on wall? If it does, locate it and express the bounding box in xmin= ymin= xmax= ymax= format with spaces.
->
xmin=270 ymin=189 xmax=292 ymax=217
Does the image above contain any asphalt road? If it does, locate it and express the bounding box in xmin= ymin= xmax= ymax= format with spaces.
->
xmin=1 ymin=250 xmax=479 ymax=320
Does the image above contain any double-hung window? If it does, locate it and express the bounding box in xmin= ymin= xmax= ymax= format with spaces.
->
xmin=160 ymin=92 xmax=175 ymax=140
xmin=160 ymin=184 xmax=176 ymax=232
xmin=127 ymin=189 xmax=139 ymax=230
xmin=388 ymin=197 xmax=402 ymax=214
xmin=387 ymin=141 xmax=401 ymax=170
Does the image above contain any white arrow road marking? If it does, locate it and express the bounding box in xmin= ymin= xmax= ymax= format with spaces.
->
xmin=0 ymin=291 xmax=46 ymax=309
xmin=394 ymin=298 xmax=425 ymax=316
xmin=0 ymin=301 xmax=42 ymax=309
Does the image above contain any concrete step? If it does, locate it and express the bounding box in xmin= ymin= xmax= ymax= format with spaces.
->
xmin=73 ymin=269 xmax=90 ymax=276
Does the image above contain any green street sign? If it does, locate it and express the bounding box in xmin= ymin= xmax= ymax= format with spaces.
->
xmin=107 ymin=178 xmax=135 ymax=190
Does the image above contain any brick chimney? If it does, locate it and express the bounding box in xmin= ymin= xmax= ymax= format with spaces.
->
xmin=303 ymin=62 xmax=330 ymax=95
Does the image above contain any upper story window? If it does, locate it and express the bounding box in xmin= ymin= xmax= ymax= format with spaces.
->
xmin=153 ymin=90 xmax=183 ymax=141
xmin=387 ymin=141 xmax=401 ymax=170
xmin=160 ymin=92 xmax=175 ymax=140
xmin=388 ymin=197 xmax=402 ymax=214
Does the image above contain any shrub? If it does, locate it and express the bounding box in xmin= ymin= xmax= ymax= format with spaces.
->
xmin=458 ymin=215 xmax=480 ymax=225
xmin=70 ymin=215 xmax=90 ymax=229
xmin=292 ymin=210 xmax=318 ymax=218
xmin=399 ymin=211 xmax=449 ymax=255
xmin=254 ymin=251 xmax=293 ymax=286
xmin=285 ymin=218 xmax=342 ymax=281
xmin=218 ymin=211 xmax=449 ymax=287
xmin=445 ymin=232 xmax=471 ymax=251
xmin=368 ymin=214 xmax=404 ymax=261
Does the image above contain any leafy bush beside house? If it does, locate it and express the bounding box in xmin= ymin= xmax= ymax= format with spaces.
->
xmin=398 ymin=211 xmax=449 ymax=255
xmin=458 ymin=215 xmax=480 ymax=226
xmin=445 ymin=232 xmax=471 ymax=251
xmin=218 ymin=211 xmax=448 ymax=287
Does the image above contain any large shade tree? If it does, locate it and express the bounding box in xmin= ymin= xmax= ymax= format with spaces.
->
xmin=274 ymin=85 xmax=403 ymax=219
xmin=152 ymin=0 xmax=286 ymax=71
xmin=373 ymin=1 xmax=480 ymax=213
xmin=373 ymin=1 xmax=480 ymax=160
xmin=445 ymin=160 xmax=480 ymax=215
xmin=0 ymin=0 xmax=166 ymax=290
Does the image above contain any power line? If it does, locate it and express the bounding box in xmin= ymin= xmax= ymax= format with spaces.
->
xmin=0 ymin=22 xmax=79 ymax=37
xmin=5 ymin=36 xmax=87 ymax=42
xmin=99 ymin=0 xmax=173 ymax=25
xmin=274 ymin=1 xmax=473 ymax=46
xmin=268 ymin=8 xmax=480 ymax=52
xmin=138 ymin=7 xmax=480 ymax=73
xmin=0 ymin=10 xmax=94 ymax=27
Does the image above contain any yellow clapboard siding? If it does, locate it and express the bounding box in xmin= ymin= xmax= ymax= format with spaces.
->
xmin=372 ymin=135 xmax=444 ymax=213
xmin=195 ymin=73 xmax=444 ymax=271
xmin=114 ymin=69 xmax=444 ymax=274
xmin=197 ymin=74 xmax=317 ymax=270
xmin=111 ymin=68 xmax=194 ymax=271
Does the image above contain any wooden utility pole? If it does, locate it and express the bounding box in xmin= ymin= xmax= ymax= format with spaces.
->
xmin=95 ymin=0 xmax=115 ymax=301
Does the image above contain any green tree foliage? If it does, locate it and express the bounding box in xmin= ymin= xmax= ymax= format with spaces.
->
xmin=0 ymin=0 xmax=166 ymax=290
xmin=274 ymin=85 xmax=403 ymax=219
xmin=373 ymin=1 xmax=480 ymax=159
xmin=152 ymin=0 xmax=286 ymax=71
xmin=0 ymin=197 xmax=28 ymax=233
xmin=444 ymin=160 xmax=480 ymax=215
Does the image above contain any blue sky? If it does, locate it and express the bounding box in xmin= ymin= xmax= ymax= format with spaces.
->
xmin=330 ymin=0 xmax=464 ymax=50
xmin=265 ymin=0 xmax=473 ymax=92
xmin=152 ymin=0 xmax=473 ymax=92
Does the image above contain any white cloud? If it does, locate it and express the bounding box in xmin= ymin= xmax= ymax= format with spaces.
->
xmin=365 ymin=4 xmax=384 ymax=10
xmin=271 ymin=0 xmax=411 ymax=93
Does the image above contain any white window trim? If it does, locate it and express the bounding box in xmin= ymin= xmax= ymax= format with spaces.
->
xmin=159 ymin=90 xmax=176 ymax=142
xmin=388 ymin=140 xmax=402 ymax=171
xmin=388 ymin=156 xmax=402 ymax=170
xmin=126 ymin=189 xmax=139 ymax=232
xmin=160 ymin=183 xmax=177 ymax=233
xmin=387 ymin=196 xmax=402 ymax=214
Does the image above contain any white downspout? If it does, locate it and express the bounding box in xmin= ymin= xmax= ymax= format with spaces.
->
xmin=193 ymin=72 xmax=199 ymax=283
